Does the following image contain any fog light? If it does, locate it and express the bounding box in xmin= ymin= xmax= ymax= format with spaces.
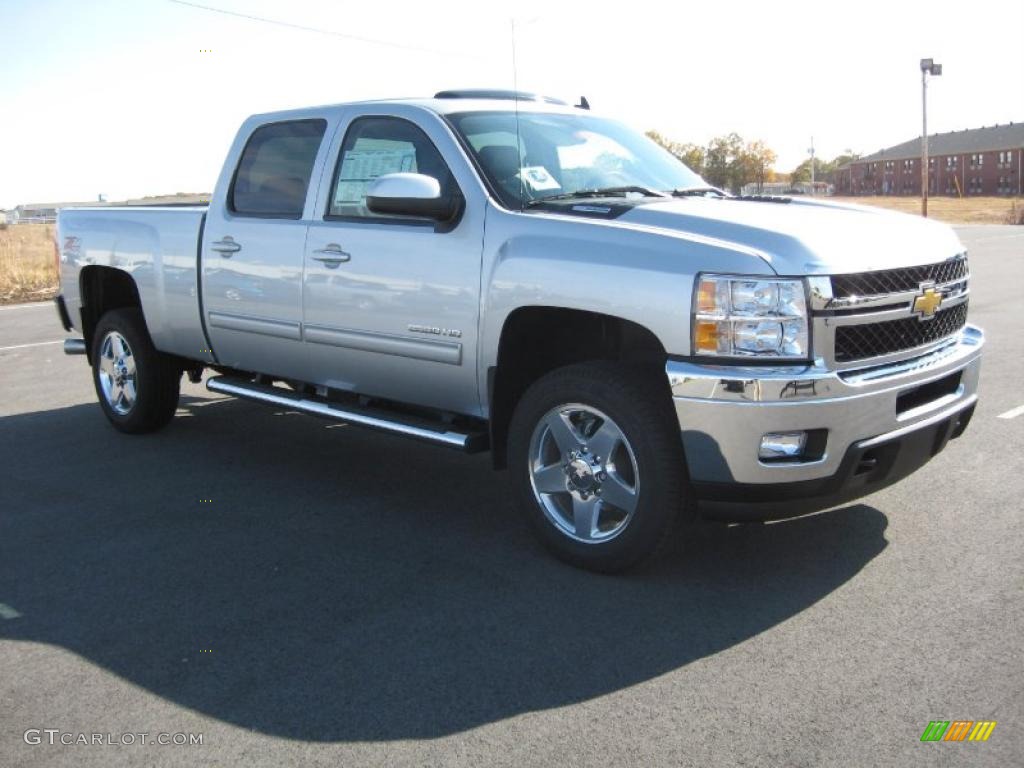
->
xmin=759 ymin=431 xmax=807 ymax=460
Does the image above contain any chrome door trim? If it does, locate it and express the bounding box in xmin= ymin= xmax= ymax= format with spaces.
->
xmin=207 ymin=311 xmax=302 ymax=340
xmin=303 ymin=324 xmax=462 ymax=365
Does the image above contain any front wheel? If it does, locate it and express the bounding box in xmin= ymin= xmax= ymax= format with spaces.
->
xmin=91 ymin=308 xmax=181 ymax=433
xmin=508 ymin=362 xmax=691 ymax=573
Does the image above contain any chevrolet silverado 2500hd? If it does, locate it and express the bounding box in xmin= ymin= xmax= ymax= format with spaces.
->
xmin=55 ymin=90 xmax=984 ymax=572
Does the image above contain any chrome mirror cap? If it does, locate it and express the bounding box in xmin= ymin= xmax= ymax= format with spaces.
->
xmin=366 ymin=172 xmax=459 ymax=220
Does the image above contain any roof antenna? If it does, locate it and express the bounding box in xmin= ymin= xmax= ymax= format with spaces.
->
xmin=510 ymin=18 xmax=525 ymax=211
xmin=575 ymin=95 xmax=590 ymax=110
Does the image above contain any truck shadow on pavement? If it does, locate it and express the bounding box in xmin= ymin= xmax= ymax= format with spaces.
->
xmin=0 ymin=395 xmax=889 ymax=741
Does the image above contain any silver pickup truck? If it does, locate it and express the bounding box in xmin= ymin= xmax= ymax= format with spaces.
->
xmin=55 ymin=90 xmax=984 ymax=571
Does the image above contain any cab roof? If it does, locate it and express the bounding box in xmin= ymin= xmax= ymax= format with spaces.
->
xmin=248 ymin=91 xmax=587 ymax=123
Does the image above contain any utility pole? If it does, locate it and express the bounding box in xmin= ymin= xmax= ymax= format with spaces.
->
xmin=920 ymin=58 xmax=942 ymax=217
xmin=808 ymin=137 xmax=815 ymax=196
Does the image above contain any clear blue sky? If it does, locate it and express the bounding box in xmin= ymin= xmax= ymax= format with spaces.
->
xmin=3 ymin=0 xmax=1022 ymax=207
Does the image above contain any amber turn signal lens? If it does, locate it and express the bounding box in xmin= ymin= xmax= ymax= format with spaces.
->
xmin=694 ymin=320 xmax=719 ymax=353
xmin=696 ymin=279 xmax=718 ymax=313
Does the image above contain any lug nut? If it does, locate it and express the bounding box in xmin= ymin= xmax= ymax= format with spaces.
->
xmin=597 ymin=471 xmax=607 ymax=481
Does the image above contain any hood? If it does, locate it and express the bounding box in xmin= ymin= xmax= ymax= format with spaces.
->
xmin=617 ymin=196 xmax=964 ymax=276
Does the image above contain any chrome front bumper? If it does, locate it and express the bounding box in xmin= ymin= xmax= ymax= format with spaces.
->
xmin=667 ymin=325 xmax=984 ymax=490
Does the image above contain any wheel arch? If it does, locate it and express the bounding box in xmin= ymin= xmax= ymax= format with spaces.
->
xmin=79 ymin=266 xmax=143 ymax=363
xmin=487 ymin=306 xmax=669 ymax=469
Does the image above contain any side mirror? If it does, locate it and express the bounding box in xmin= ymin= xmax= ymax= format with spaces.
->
xmin=366 ymin=173 xmax=456 ymax=220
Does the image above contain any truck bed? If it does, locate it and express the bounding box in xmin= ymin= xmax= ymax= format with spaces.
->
xmin=58 ymin=206 xmax=211 ymax=362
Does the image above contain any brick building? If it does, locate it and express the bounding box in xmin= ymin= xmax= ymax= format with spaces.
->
xmin=835 ymin=122 xmax=1023 ymax=197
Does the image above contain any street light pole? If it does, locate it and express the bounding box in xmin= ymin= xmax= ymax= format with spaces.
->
xmin=920 ymin=58 xmax=942 ymax=217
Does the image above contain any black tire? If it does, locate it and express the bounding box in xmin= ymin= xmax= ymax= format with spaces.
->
xmin=91 ymin=308 xmax=181 ymax=434
xmin=508 ymin=361 xmax=691 ymax=573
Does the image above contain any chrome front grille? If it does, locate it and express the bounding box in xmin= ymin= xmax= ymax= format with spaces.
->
xmin=830 ymin=256 xmax=968 ymax=299
xmin=834 ymin=302 xmax=968 ymax=362
xmin=809 ymin=254 xmax=971 ymax=369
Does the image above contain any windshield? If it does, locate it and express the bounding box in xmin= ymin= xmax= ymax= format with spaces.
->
xmin=447 ymin=111 xmax=708 ymax=208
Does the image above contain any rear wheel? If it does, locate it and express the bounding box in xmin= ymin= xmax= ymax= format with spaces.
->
xmin=92 ymin=308 xmax=181 ymax=433
xmin=509 ymin=362 xmax=691 ymax=572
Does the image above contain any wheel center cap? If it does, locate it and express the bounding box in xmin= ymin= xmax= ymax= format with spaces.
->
xmin=568 ymin=458 xmax=597 ymax=491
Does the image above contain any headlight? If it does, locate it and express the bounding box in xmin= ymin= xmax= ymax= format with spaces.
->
xmin=693 ymin=275 xmax=809 ymax=359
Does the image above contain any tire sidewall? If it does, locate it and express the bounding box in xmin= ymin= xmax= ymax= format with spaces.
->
xmin=91 ymin=308 xmax=178 ymax=433
xmin=509 ymin=364 xmax=683 ymax=572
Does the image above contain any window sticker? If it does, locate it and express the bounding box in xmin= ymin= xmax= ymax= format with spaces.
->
xmin=517 ymin=165 xmax=561 ymax=192
xmin=334 ymin=148 xmax=417 ymax=205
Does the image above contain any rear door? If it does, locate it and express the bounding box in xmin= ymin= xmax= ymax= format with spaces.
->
xmin=202 ymin=118 xmax=327 ymax=378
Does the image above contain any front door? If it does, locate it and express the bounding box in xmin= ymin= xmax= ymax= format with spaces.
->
xmin=303 ymin=114 xmax=483 ymax=415
xmin=202 ymin=118 xmax=326 ymax=378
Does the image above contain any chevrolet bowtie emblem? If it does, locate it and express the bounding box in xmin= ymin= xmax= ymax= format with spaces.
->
xmin=912 ymin=286 xmax=943 ymax=319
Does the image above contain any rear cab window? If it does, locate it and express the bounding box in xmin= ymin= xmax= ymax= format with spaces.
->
xmin=230 ymin=119 xmax=327 ymax=218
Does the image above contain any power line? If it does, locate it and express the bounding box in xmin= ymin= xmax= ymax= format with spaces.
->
xmin=168 ymin=0 xmax=482 ymax=59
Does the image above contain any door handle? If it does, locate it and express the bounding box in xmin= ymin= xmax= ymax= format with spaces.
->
xmin=312 ymin=244 xmax=351 ymax=268
xmin=211 ymin=237 xmax=241 ymax=256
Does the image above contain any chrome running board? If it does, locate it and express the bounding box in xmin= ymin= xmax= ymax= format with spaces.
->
xmin=206 ymin=376 xmax=487 ymax=453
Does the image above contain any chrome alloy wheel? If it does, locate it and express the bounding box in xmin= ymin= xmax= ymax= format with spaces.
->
xmin=528 ymin=403 xmax=640 ymax=543
xmin=97 ymin=330 xmax=137 ymax=415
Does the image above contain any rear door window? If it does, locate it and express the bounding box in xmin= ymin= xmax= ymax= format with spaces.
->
xmin=230 ymin=119 xmax=326 ymax=218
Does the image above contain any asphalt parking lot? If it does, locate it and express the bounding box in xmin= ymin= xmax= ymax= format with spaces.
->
xmin=1 ymin=225 xmax=1021 ymax=767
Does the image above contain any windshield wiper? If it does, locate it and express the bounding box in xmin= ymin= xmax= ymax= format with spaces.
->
xmin=526 ymin=186 xmax=669 ymax=207
xmin=669 ymin=186 xmax=727 ymax=198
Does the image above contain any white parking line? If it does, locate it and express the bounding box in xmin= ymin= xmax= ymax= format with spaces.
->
xmin=182 ymin=398 xmax=231 ymax=407
xmin=966 ymin=235 xmax=1024 ymax=244
xmin=0 ymin=301 xmax=51 ymax=311
xmin=998 ymin=404 xmax=1024 ymax=420
xmin=0 ymin=339 xmax=63 ymax=352
xmin=0 ymin=603 xmax=23 ymax=620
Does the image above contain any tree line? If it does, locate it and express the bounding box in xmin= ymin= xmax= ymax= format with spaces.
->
xmin=647 ymin=129 xmax=859 ymax=192
xmin=646 ymin=130 xmax=777 ymax=193
xmin=788 ymin=154 xmax=861 ymax=185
